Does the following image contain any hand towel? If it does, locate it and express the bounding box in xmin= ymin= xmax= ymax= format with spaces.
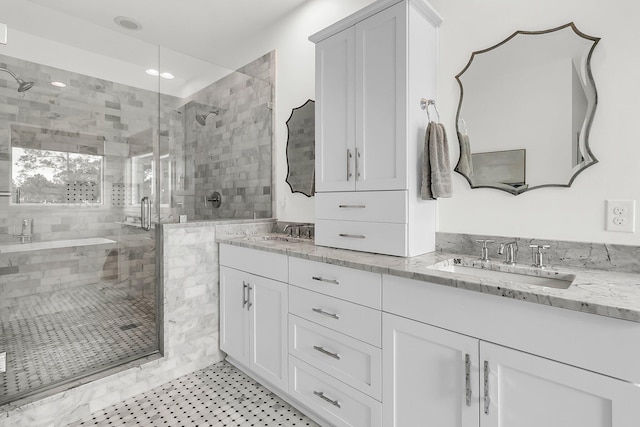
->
xmin=456 ymin=131 xmax=474 ymax=178
xmin=421 ymin=121 xmax=452 ymax=199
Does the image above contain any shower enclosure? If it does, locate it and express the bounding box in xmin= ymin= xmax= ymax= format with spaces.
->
xmin=0 ymin=3 xmax=273 ymax=407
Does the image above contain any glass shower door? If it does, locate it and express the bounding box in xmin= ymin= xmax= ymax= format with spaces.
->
xmin=0 ymin=9 xmax=161 ymax=405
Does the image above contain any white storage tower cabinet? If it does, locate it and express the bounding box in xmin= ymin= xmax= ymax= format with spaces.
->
xmin=310 ymin=0 xmax=442 ymax=257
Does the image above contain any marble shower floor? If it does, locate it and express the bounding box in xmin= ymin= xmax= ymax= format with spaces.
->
xmin=67 ymin=361 xmax=320 ymax=427
xmin=0 ymin=283 xmax=156 ymax=404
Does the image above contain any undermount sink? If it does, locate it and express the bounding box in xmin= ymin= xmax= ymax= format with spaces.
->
xmin=428 ymin=259 xmax=575 ymax=289
xmin=245 ymin=235 xmax=304 ymax=243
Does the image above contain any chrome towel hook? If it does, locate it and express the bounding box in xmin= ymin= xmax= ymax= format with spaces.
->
xmin=420 ymin=98 xmax=440 ymax=122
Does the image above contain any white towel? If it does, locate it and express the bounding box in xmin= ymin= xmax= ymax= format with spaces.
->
xmin=421 ymin=121 xmax=452 ymax=199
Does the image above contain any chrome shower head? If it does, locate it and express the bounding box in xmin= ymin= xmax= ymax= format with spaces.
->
xmin=196 ymin=110 xmax=219 ymax=126
xmin=0 ymin=67 xmax=35 ymax=92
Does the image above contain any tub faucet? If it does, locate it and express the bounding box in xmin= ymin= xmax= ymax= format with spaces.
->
xmin=498 ymin=241 xmax=518 ymax=265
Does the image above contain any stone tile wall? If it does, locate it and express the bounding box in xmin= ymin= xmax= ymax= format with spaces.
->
xmin=176 ymin=51 xmax=275 ymax=221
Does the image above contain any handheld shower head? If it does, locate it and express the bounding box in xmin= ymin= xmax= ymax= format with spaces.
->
xmin=0 ymin=67 xmax=35 ymax=92
xmin=195 ymin=110 xmax=219 ymax=126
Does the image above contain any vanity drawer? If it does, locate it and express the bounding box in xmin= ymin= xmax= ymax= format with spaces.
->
xmin=289 ymin=286 xmax=381 ymax=347
xmin=315 ymin=219 xmax=407 ymax=257
xmin=289 ymin=315 xmax=382 ymax=400
xmin=289 ymin=257 xmax=381 ymax=309
xmin=219 ymin=244 xmax=288 ymax=282
xmin=289 ymin=356 xmax=382 ymax=427
xmin=315 ymin=191 xmax=407 ymax=223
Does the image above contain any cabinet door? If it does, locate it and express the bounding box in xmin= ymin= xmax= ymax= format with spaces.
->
xmin=220 ymin=266 xmax=250 ymax=366
xmin=355 ymin=2 xmax=407 ymax=191
xmin=315 ymin=27 xmax=356 ymax=192
xmin=250 ymin=274 xmax=289 ymax=391
xmin=481 ymin=342 xmax=640 ymax=427
xmin=383 ymin=313 xmax=480 ymax=427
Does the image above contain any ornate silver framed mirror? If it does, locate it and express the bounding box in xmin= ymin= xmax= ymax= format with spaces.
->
xmin=455 ymin=23 xmax=600 ymax=195
xmin=285 ymin=99 xmax=315 ymax=197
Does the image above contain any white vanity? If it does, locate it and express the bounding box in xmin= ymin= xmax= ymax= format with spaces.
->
xmin=218 ymin=237 xmax=640 ymax=427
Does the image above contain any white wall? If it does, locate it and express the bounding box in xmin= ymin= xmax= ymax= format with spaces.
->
xmin=258 ymin=0 xmax=640 ymax=245
xmin=429 ymin=0 xmax=640 ymax=245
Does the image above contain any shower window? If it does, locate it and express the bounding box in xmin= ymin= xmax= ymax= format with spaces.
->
xmin=12 ymin=147 xmax=103 ymax=204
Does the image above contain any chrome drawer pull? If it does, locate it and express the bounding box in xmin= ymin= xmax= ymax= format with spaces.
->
xmin=313 ymin=346 xmax=341 ymax=360
xmin=484 ymin=360 xmax=490 ymax=415
xmin=312 ymin=276 xmax=340 ymax=285
xmin=242 ymin=281 xmax=248 ymax=308
xmin=313 ymin=391 xmax=341 ymax=408
xmin=312 ymin=308 xmax=340 ymax=320
xmin=465 ymin=354 xmax=472 ymax=407
xmin=338 ymin=204 xmax=366 ymax=209
xmin=346 ymin=149 xmax=353 ymax=180
xmin=338 ymin=233 xmax=365 ymax=239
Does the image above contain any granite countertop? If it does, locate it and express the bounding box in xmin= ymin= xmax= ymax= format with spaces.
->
xmin=218 ymin=234 xmax=640 ymax=324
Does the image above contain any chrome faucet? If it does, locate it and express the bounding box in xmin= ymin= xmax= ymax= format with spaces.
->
xmin=498 ymin=241 xmax=518 ymax=265
xmin=475 ymin=239 xmax=495 ymax=261
xmin=530 ymin=244 xmax=551 ymax=268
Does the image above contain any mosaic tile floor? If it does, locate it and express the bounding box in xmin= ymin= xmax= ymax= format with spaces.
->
xmin=0 ymin=283 xmax=156 ymax=404
xmin=67 ymin=361 xmax=320 ymax=427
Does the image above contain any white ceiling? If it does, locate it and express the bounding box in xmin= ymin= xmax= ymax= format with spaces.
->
xmin=24 ymin=0 xmax=310 ymax=66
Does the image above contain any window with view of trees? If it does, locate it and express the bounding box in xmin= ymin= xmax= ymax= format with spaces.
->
xmin=12 ymin=147 xmax=103 ymax=204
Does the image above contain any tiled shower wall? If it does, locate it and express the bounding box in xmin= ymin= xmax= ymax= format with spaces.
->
xmin=177 ymin=51 xmax=275 ymax=221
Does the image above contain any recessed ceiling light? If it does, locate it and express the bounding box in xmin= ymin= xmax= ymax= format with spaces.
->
xmin=114 ymin=16 xmax=143 ymax=31
xmin=160 ymin=72 xmax=175 ymax=80
xmin=146 ymin=69 xmax=160 ymax=76
xmin=51 ymin=81 xmax=66 ymax=88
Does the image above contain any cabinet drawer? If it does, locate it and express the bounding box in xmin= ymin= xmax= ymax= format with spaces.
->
xmin=289 ymin=315 xmax=381 ymax=400
xmin=289 ymin=257 xmax=381 ymax=309
xmin=290 ymin=286 xmax=381 ymax=347
xmin=219 ymin=244 xmax=288 ymax=282
xmin=315 ymin=219 xmax=407 ymax=257
xmin=289 ymin=356 xmax=382 ymax=427
xmin=315 ymin=191 xmax=407 ymax=223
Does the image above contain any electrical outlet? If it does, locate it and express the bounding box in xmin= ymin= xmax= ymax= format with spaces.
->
xmin=605 ymin=200 xmax=636 ymax=233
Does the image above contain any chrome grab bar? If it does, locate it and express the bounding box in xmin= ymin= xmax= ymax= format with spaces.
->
xmin=140 ymin=197 xmax=151 ymax=231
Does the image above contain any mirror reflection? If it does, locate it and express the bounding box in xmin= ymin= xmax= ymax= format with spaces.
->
xmin=455 ymin=23 xmax=600 ymax=194
xmin=285 ymin=99 xmax=315 ymax=197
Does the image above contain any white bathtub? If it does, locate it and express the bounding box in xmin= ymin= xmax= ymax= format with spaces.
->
xmin=0 ymin=237 xmax=116 ymax=254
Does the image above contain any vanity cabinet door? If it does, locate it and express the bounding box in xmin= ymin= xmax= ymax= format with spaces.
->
xmin=220 ymin=266 xmax=288 ymax=392
xmin=250 ymin=274 xmax=289 ymax=392
xmin=383 ymin=313 xmax=480 ymax=427
xmin=220 ymin=266 xmax=250 ymax=366
xmin=354 ymin=1 xmax=407 ymax=192
xmin=480 ymin=342 xmax=640 ymax=427
xmin=315 ymin=26 xmax=356 ymax=193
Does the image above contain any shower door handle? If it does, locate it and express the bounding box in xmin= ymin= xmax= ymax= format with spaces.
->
xmin=140 ymin=197 xmax=151 ymax=231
